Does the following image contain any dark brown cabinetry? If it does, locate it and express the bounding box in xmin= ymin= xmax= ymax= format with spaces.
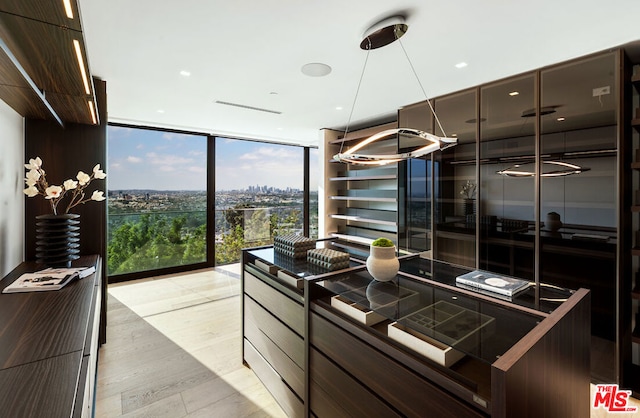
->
xmin=0 ymin=255 xmax=102 ymax=417
xmin=242 ymin=247 xmax=591 ymax=417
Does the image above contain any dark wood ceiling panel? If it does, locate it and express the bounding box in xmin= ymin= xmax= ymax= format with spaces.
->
xmin=0 ymin=0 xmax=97 ymax=126
xmin=46 ymin=91 xmax=94 ymax=125
xmin=0 ymin=13 xmax=86 ymax=96
xmin=0 ymin=0 xmax=81 ymax=31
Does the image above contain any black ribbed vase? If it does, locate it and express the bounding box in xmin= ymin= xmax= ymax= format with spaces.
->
xmin=35 ymin=214 xmax=80 ymax=268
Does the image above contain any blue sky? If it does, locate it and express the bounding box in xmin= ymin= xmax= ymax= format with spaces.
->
xmin=108 ymin=126 xmax=315 ymax=191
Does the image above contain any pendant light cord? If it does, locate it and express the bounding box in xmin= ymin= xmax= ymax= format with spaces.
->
xmin=397 ymin=37 xmax=448 ymax=138
xmin=340 ymin=40 xmax=371 ymax=155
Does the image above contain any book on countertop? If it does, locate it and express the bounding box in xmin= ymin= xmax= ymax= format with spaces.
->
xmin=455 ymin=269 xmax=530 ymax=297
xmin=2 ymin=266 xmax=95 ymax=293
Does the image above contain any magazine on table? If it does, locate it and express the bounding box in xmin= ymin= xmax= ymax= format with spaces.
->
xmin=2 ymin=266 xmax=95 ymax=293
xmin=455 ymin=269 xmax=531 ymax=297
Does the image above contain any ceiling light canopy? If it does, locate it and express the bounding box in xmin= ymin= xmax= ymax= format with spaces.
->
xmin=360 ymin=15 xmax=408 ymax=50
xmin=337 ymin=14 xmax=457 ymax=166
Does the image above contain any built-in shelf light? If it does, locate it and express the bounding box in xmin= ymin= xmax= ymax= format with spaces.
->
xmin=73 ymin=39 xmax=90 ymax=95
xmin=557 ymin=117 xmax=566 ymax=121
xmin=509 ymin=91 xmax=519 ymax=96
xmin=63 ymin=0 xmax=74 ymax=19
xmin=87 ymin=100 xmax=97 ymax=124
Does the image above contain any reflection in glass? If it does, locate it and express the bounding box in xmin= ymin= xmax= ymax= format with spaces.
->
xmin=540 ymin=53 xmax=617 ymax=383
xmin=433 ymin=90 xmax=477 ymax=267
xmin=479 ymin=75 xmax=535 ymax=279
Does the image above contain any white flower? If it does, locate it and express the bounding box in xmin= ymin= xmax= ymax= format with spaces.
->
xmin=76 ymin=171 xmax=91 ymax=185
xmin=23 ymin=186 xmax=39 ymax=197
xmin=63 ymin=179 xmax=78 ymax=190
xmin=24 ymin=157 xmax=42 ymax=170
xmin=91 ymin=190 xmax=106 ymax=201
xmin=45 ymin=185 xmax=63 ymax=199
xmin=25 ymin=169 xmax=41 ymax=185
xmin=93 ymin=164 xmax=106 ymax=179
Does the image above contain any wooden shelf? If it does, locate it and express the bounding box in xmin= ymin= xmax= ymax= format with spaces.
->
xmin=633 ymin=119 xmax=640 ymax=133
xmin=632 ymin=284 xmax=640 ymax=300
xmin=632 ymin=206 xmax=640 ymax=212
xmin=329 ymin=214 xmax=397 ymax=226
xmin=633 ymin=248 xmax=640 ymax=256
xmin=631 ymin=162 xmax=640 ymax=170
xmin=329 ymin=175 xmax=397 ymax=181
xmin=329 ymin=196 xmax=396 ymax=202
xmin=633 ymin=328 xmax=640 ymax=345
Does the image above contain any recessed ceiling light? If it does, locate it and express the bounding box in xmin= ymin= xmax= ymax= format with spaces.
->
xmin=455 ymin=62 xmax=468 ymax=69
xmin=270 ymin=91 xmax=278 ymax=95
xmin=157 ymin=109 xmax=165 ymax=113
xmin=336 ymin=106 xmax=343 ymax=110
xmin=451 ymin=133 xmax=458 ymax=137
xmin=509 ymin=91 xmax=519 ymax=96
xmin=180 ymin=70 xmax=191 ymax=77
xmin=557 ymin=117 xmax=566 ymax=121
xmin=301 ymin=63 xmax=332 ymax=77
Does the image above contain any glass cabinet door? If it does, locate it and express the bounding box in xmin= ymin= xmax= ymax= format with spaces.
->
xmin=432 ymin=90 xmax=477 ymax=267
xmin=540 ymin=52 xmax=618 ymax=383
xmin=479 ymin=75 xmax=536 ymax=279
xmin=398 ymin=101 xmax=434 ymax=253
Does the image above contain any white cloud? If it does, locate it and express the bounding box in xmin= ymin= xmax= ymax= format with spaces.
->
xmin=127 ymin=156 xmax=142 ymax=163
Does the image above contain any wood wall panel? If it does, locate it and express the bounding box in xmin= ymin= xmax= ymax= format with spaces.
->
xmin=24 ymin=77 xmax=107 ymax=344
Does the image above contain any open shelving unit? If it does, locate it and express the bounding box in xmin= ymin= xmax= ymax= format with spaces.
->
xmin=320 ymin=122 xmax=399 ymax=248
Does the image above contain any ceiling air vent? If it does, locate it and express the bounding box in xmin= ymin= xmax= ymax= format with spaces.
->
xmin=215 ymin=100 xmax=282 ymax=115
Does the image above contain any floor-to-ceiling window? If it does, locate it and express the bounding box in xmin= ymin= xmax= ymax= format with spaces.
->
xmin=107 ymin=125 xmax=208 ymax=277
xmin=214 ymin=137 xmax=307 ymax=265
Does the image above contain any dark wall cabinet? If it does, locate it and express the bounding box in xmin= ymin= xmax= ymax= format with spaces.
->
xmin=396 ymin=48 xmax=639 ymax=389
xmin=0 ymin=256 xmax=102 ymax=417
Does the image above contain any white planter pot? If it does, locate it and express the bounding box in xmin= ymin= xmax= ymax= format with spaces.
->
xmin=366 ymin=244 xmax=399 ymax=282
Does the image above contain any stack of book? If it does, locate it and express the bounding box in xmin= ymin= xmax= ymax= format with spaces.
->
xmin=455 ymin=269 xmax=530 ymax=298
xmin=307 ymin=248 xmax=350 ymax=271
xmin=273 ymin=234 xmax=316 ymax=258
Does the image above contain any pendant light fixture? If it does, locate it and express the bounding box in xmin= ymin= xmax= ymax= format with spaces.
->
xmin=334 ymin=15 xmax=457 ymax=165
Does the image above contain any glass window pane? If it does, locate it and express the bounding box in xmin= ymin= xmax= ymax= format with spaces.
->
xmin=215 ymin=138 xmax=304 ymax=265
xmin=309 ymin=148 xmax=319 ymax=239
xmin=107 ymin=126 xmax=208 ymax=276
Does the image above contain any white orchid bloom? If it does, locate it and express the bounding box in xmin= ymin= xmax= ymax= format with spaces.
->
xmin=25 ymin=169 xmax=41 ymax=183
xmin=93 ymin=164 xmax=106 ymax=179
xmin=23 ymin=186 xmax=39 ymax=197
xmin=77 ymin=171 xmax=91 ymax=185
xmin=90 ymin=190 xmax=106 ymax=201
xmin=24 ymin=157 xmax=42 ymax=170
xmin=45 ymin=185 xmax=63 ymax=199
xmin=63 ymin=179 xmax=78 ymax=190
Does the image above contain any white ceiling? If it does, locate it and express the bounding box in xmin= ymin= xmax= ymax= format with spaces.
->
xmin=78 ymin=0 xmax=640 ymax=147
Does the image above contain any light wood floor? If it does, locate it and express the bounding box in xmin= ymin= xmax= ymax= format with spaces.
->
xmin=96 ymin=265 xmax=640 ymax=418
xmin=95 ymin=264 xmax=287 ymax=418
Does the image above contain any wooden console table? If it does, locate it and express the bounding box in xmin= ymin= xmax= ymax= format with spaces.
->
xmin=0 ymin=255 xmax=102 ymax=418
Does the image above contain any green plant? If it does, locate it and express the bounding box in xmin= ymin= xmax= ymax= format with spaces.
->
xmin=371 ymin=237 xmax=394 ymax=247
